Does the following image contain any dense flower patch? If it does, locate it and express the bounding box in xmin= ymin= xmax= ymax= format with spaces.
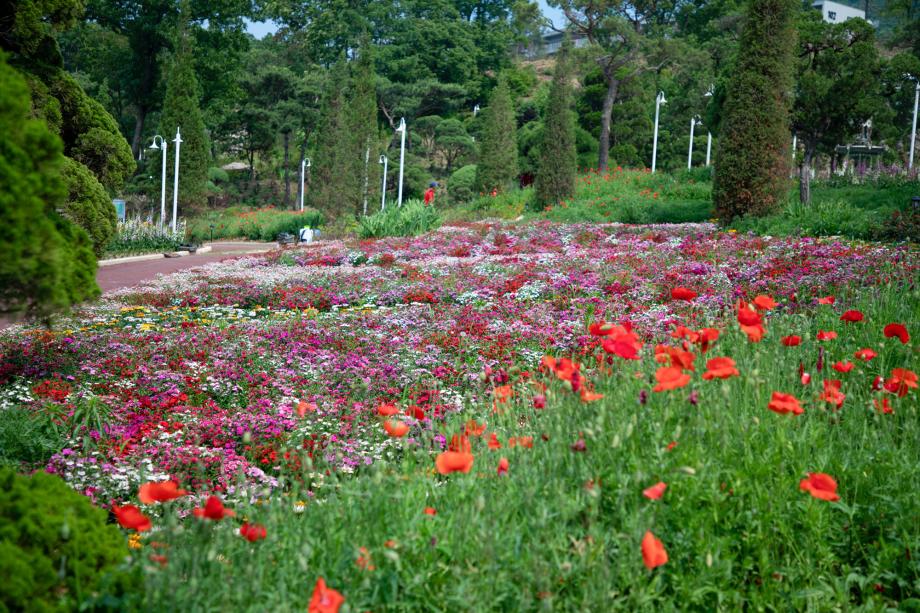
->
xmin=0 ymin=222 xmax=915 ymax=508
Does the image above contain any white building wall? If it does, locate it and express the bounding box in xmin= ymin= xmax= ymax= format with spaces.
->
xmin=812 ymin=0 xmax=866 ymax=23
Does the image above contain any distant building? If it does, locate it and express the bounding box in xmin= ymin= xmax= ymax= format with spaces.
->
xmin=517 ymin=31 xmax=589 ymax=60
xmin=811 ymin=0 xmax=867 ymax=23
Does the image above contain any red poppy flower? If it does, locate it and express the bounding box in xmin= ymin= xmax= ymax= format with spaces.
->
xmin=883 ymin=323 xmax=910 ymax=344
xmin=801 ymin=371 xmax=811 ymax=385
xmin=449 ymin=434 xmax=471 ymax=453
xmin=493 ymin=385 xmax=513 ymax=404
xmin=487 ymin=432 xmax=502 ymax=450
xmin=588 ymin=321 xmax=614 ymax=336
xmin=435 ymin=451 xmax=474 ymax=475
xmin=653 ymin=366 xmax=691 ymax=392
xmin=671 ymin=325 xmax=699 ymax=342
xmin=642 ymin=482 xmax=667 ymax=500
xmin=654 ymin=345 xmax=696 ymax=371
xmin=497 ymin=457 xmax=509 ymax=476
xmin=508 ymin=436 xmax=534 ymax=448
xmin=753 ymin=295 xmax=777 ymax=311
xmin=799 ymin=472 xmax=840 ymax=502
xmin=192 ymin=495 xmax=235 ymax=520
xmin=641 ymin=531 xmax=668 ymax=570
xmin=737 ymin=302 xmax=765 ymax=342
xmin=671 ymin=287 xmax=697 ymax=301
xmin=377 ymin=403 xmax=399 ymax=417
xmin=355 ymin=546 xmax=375 ymax=571
xmin=884 ymin=368 xmax=918 ymax=397
xmin=816 ymin=330 xmax=837 ymax=341
xmin=702 ymin=357 xmax=739 ymax=380
xmin=832 ymin=361 xmax=854 ymax=373
xmin=113 ymin=504 xmax=152 ymax=532
xmin=423 ymin=507 xmax=437 ymax=516
xmin=781 ymin=335 xmax=802 ymax=347
xmin=383 ymin=420 xmax=409 ymax=438
xmin=240 ymin=522 xmax=267 ymax=542
xmin=873 ymin=375 xmax=884 ymax=390
xmin=817 ymin=296 xmax=835 ymax=305
xmin=138 ymin=480 xmax=188 ymax=505
xmin=464 ymin=419 xmax=486 ymax=436
xmin=297 ymin=400 xmax=317 ymax=417
xmin=819 ymin=379 xmax=845 ymax=409
xmin=580 ymin=388 xmax=604 ymax=402
xmin=840 ymin=310 xmax=864 ymax=323
xmin=854 ymin=348 xmax=877 ymax=361
xmin=874 ymin=397 xmax=893 ymax=414
xmin=308 ymin=578 xmax=345 ymax=613
xmin=666 ymin=441 xmax=678 ymax=451
xmin=767 ymin=392 xmax=804 ymax=415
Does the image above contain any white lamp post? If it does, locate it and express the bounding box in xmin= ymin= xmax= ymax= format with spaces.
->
xmin=396 ymin=117 xmax=407 ymax=206
xmin=651 ymin=91 xmax=666 ymax=173
xmin=171 ymin=127 xmax=182 ymax=233
xmin=687 ymin=116 xmax=702 ymax=170
xmin=473 ymin=104 xmax=480 ymax=116
xmin=379 ymin=154 xmax=388 ymax=211
xmin=905 ymin=74 xmax=920 ymax=171
xmin=299 ymin=158 xmax=311 ymax=212
xmin=704 ymin=86 xmax=713 ymax=166
xmin=792 ymin=134 xmax=797 ymax=161
xmin=148 ymin=135 xmax=167 ymax=228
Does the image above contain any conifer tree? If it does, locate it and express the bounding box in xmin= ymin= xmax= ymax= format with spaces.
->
xmin=159 ymin=4 xmax=210 ymax=213
xmin=0 ymin=53 xmax=98 ymax=322
xmin=311 ymin=58 xmax=349 ymax=216
xmin=712 ymin=0 xmax=798 ymax=221
xmin=476 ymin=74 xmax=518 ymax=193
xmin=535 ymin=39 xmax=576 ymax=207
xmin=345 ymin=39 xmax=379 ymax=217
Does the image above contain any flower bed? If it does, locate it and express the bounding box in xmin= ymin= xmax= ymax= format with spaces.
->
xmin=1 ymin=221 xmax=917 ymax=609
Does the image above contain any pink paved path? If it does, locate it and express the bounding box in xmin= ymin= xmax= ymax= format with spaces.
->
xmin=97 ymin=242 xmax=275 ymax=294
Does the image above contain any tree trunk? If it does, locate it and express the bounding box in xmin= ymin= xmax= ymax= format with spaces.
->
xmin=131 ymin=108 xmax=147 ymax=159
xmin=597 ymin=74 xmax=619 ymax=172
xmin=799 ymin=149 xmax=813 ymax=205
xmin=283 ymin=132 xmax=291 ymax=208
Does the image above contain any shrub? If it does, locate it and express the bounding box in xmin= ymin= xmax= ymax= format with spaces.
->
xmin=0 ymin=469 xmax=140 ymax=611
xmin=476 ymin=75 xmax=518 ymax=193
xmin=61 ymin=157 xmax=117 ymax=257
xmin=448 ymin=165 xmax=477 ymax=203
xmin=358 ymin=200 xmax=441 ymax=238
xmin=0 ymin=407 xmax=68 ymax=470
xmin=105 ymin=218 xmax=185 ymax=257
xmin=186 ymin=207 xmax=324 ymax=243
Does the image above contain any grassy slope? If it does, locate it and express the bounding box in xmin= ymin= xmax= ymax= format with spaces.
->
xmin=141 ymin=285 xmax=919 ymax=611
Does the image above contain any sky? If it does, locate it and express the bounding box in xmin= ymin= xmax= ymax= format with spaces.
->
xmin=244 ymin=1 xmax=567 ymax=39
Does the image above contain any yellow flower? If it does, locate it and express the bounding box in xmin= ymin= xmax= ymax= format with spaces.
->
xmin=128 ymin=533 xmax=142 ymax=549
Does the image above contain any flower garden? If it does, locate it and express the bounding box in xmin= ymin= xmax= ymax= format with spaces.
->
xmin=1 ymin=220 xmax=918 ymax=610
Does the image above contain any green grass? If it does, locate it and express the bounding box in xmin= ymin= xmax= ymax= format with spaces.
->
xmin=135 ymin=285 xmax=919 ymax=611
xmin=358 ymin=200 xmax=442 ymax=238
xmin=186 ymin=206 xmax=324 ymax=243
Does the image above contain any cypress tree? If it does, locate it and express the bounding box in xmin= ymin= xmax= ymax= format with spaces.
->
xmin=712 ymin=0 xmax=798 ymax=221
xmin=535 ymin=39 xmax=577 ymax=207
xmin=476 ymin=74 xmax=518 ymax=193
xmin=159 ymin=5 xmax=210 ymax=213
xmin=311 ymin=58 xmax=349 ymax=217
xmin=345 ymin=39 xmax=379 ymax=217
xmin=0 ymin=53 xmax=98 ymax=322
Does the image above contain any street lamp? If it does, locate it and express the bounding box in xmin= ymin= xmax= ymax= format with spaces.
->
xmin=300 ymin=158 xmax=311 ymax=212
xmin=396 ymin=117 xmax=407 ymax=206
xmin=904 ymin=73 xmax=919 ymax=171
xmin=688 ymin=116 xmax=702 ymax=170
xmin=379 ymin=154 xmax=388 ymax=211
xmin=704 ymin=86 xmax=714 ymax=166
xmin=148 ymin=135 xmax=167 ymax=229
xmin=651 ymin=91 xmax=666 ymax=173
xmin=171 ymin=127 xmax=182 ymax=233
xmin=473 ymin=104 xmax=480 ymax=116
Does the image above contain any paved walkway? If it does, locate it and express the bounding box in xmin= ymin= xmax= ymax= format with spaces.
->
xmin=96 ymin=241 xmax=275 ymax=293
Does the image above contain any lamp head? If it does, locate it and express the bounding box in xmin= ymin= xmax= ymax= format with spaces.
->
xmin=658 ymin=91 xmax=667 ymax=104
xmin=379 ymin=154 xmax=387 ymax=163
xmin=396 ymin=117 xmax=406 ymax=133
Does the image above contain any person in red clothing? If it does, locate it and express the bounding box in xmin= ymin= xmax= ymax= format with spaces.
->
xmin=424 ymin=182 xmax=436 ymax=205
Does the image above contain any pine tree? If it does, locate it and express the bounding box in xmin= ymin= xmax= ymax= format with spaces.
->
xmin=535 ymin=40 xmax=576 ymax=207
xmin=159 ymin=5 xmax=210 ymax=213
xmin=311 ymin=58 xmax=349 ymax=217
xmin=712 ymin=0 xmax=798 ymax=221
xmin=0 ymin=53 xmax=98 ymax=322
xmin=476 ymin=74 xmax=518 ymax=193
xmin=345 ymin=39 xmax=379 ymax=217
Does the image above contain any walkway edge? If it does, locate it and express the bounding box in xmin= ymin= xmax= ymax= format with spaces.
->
xmin=98 ymin=253 xmax=165 ymax=267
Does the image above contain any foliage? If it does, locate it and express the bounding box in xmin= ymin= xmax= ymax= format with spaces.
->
xmin=0 ymin=52 xmax=98 ymax=321
xmin=104 ymin=218 xmax=185 ymax=257
xmin=0 ymin=407 xmax=68 ymax=470
xmin=475 ymin=74 xmax=518 ymax=193
xmin=185 ymin=207 xmax=324 ymax=243
xmin=448 ymin=164 xmax=478 ymax=203
xmin=0 ymin=468 xmax=139 ymax=611
xmin=60 ymin=156 xmax=117 ymax=257
xmin=159 ymin=10 xmax=210 ymax=211
xmin=535 ymin=39 xmax=577 ymax=207
xmin=343 ymin=39 xmax=380 ymax=217
xmin=357 ymin=199 xmax=441 ymax=238
xmin=712 ymin=0 xmax=798 ymax=221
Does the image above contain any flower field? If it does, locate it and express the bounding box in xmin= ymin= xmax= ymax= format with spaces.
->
xmin=1 ymin=221 xmax=918 ymax=610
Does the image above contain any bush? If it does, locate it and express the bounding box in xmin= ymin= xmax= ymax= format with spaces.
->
xmin=61 ymin=157 xmax=117 ymax=257
xmin=448 ymin=165 xmax=477 ymax=203
xmin=0 ymin=407 xmax=68 ymax=470
xmin=874 ymin=209 xmax=920 ymax=242
xmin=186 ymin=207 xmax=324 ymax=243
xmin=105 ymin=218 xmax=185 ymax=257
xmin=0 ymin=469 xmax=140 ymax=611
xmin=358 ymin=200 xmax=441 ymax=238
